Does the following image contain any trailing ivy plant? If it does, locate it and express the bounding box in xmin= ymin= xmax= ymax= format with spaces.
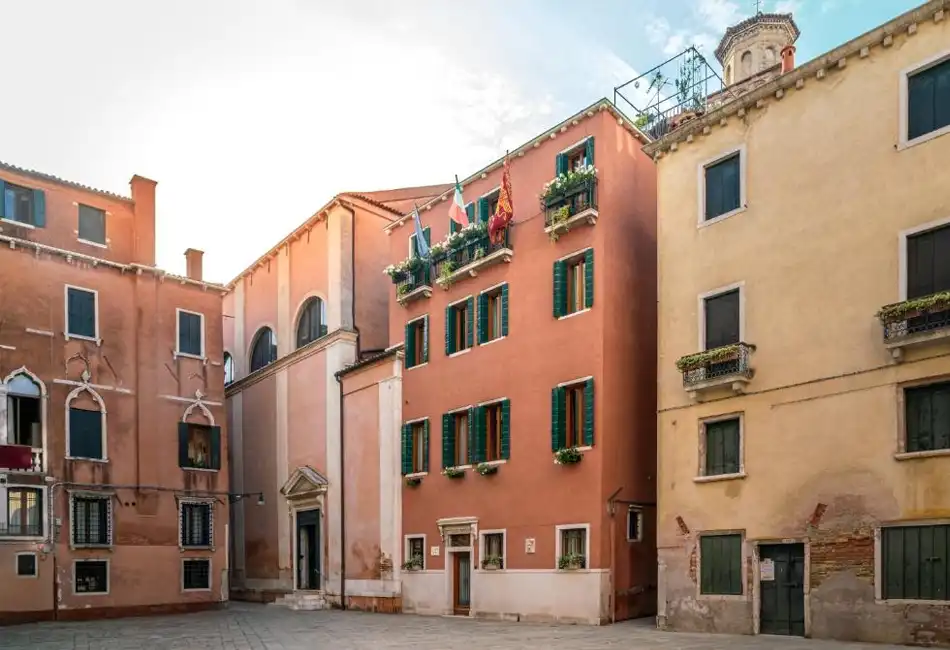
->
xmin=442 ymin=467 xmax=465 ymax=479
xmin=554 ymin=447 xmax=582 ymax=465
xmin=437 ymin=260 xmax=457 ymax=286
xmin=548 ymin=205 xmax=571 ymax=242
xmin=557 ymin=553 xmax=585 ymax=570
xmin=877 ymin=291 xmax=950 ymax=323
xmin=402 ymin=555 xmax=424 ymax=571
xmin=476 ymin=462 xmax=498 ymax=476
xmin=396 ymin=283 xmax=413 ymax=298
xmin=675 ymin=343 xmax=754 ymax=372
xmin=404 ymin=476 xmax=422 ymax=487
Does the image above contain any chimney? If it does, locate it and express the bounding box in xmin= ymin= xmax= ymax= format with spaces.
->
xmin=130 ymin=175 xmax=157 ymax=266
xmin=184 ymin=248 xmax=204 ymax=282
xmin=781 ymin=45 xmax=796 ymax=74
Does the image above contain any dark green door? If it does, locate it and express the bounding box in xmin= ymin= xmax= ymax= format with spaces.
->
xmin=759 ymin=543 xmax=805 ymax=636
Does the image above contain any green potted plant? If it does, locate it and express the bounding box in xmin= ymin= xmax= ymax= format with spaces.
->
xmin=877 ymin=290 xmax=950 ymax=323
xmin=481 ymin=555 xmax=503 ymax=570
xmin=554 ymin=447 xmax=582 ymax=465
xmin=557 ymin=553 xmax=585 ymax=570
xmin=547 ymin=205 xmax=571 ymax=242
xmin=476 ymin=462 xmax=498 ymax=476
xmin=442 ymin=467 xmax=465 ymax=479
xmin=404 ymin=476 xmax=422 ymax=487
xmin=402 ymin=555 xmax=424 ymax=571
xmin=437 ymin=260 xmax=457 ymax=285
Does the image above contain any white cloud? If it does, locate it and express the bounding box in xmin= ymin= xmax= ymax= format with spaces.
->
xmin=697 ymin=0 xmax=742 ymax=33
xmin=774 ymin=0 xmax=802 ymax=13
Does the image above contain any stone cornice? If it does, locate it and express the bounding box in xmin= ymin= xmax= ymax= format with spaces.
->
xmin=225 ymin=328 xmax=358 ymax=395
xmin=645 ymin=0 xmax=949 ymax=158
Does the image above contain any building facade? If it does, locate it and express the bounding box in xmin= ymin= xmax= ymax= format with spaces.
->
xmin=390 ymin=100 xmax=658 ymax=624
xmin=0 ymin=163 xmax=228 ymax=623
xmin=224 ymin=186 xmax=447 ymax=610
xmin=649 ymin=1 xmax=950 ymax=644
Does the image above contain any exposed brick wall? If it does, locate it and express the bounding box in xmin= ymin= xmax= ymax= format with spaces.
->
xmin=345 ymin=595 xmax=402 ymax=613
xmin=810 ymin=527 xmax=875 ymax=588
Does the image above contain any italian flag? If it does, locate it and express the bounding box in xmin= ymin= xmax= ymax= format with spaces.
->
xmin=448 ymin=178 xmax=467 ymax=228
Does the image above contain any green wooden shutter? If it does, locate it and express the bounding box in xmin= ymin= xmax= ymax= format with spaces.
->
xmin=405 ymin=322 xmax=415 ymax=368
xmin=583 ymin=378 xmax=594 ymax=446
xmin=501 ymin=399 xmax=511 ymax=459
xmin=424 ymin=227 xmax=431 ymax=245
xmin=409 ymin=233 xmax=417 ymax=258
xmin=553 ymin=260 xmax=567 ymax=318
xmin=700 ymin=534 xmax=742 ymax=595
xmin=556 ymin=153 xmax=568 ymax=176
xmin=551 ymin=386 xmax=565 ymax=451
xmin=0 ymin=180 xmax=5 ymax=218
xmin=473 ymin=406 xmax=486 ymax=463
xmin=442 ymin=414 xmax=454 ymax=469
xmin=210 ymin=426 xmax=222 ymax=469
xmin=450 ymin=219 xmax=459 ymax=234
xmin=32 ymin=189 xmax=46 ymax=228
xmin=465 ymin=202 xmax=475 ymax=224
xmin=421 ymin=316 xmax=429 ymax=364
xmin=908 ymin=67 xmax=936 ymax=140
xmin=423 ymin=420 xmax=430 ymax=472
xmin=723 ymin=420 xmax=740 ymax=474
xmin=477 ymin=293 xmax=488 ymax=344
xmin=401 ymin=424 xmax=412 ymax=475
xmin=584 ymin=249 xmax=594 ymax=309
xmin=178 ymin=422 xmax=190 ymax=468
xmin=721 ymin=155 xmax=740 ymax=214
xmin=445 ymin=306 xmax=456 ymax=355
xmin=704 ymin=164 xmax=722 ymax=220
xmin=466 ymin=297 xmax=475 ymax=349
xmin=584 ymin=137 xmax=595 ymax=165
xmin=477 ymin=197 xmax=489 ymax=224
xmin=501 ymin=284 xmax=509 ymax=336
xmin=467 ymin=407 xmax=476 ymax=465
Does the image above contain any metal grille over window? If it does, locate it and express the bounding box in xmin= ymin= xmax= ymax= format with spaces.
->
xmin=4 ymin=488 xmax=43 ymax=536
xmin=181 ymin=502 xmax=213 ymax=548
xmin=72 ymin=496 xmax=110 ymax=546
xmin=183 ymin=559 xmax=211 ymax=590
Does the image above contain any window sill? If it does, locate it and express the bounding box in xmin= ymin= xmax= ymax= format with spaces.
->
xmin=448 ymin=348 xmax=472 ymax=359
xmin=72 ymin=544 xmax=113 ymax=550
xmin=876 ymin=597 xmax=950 ymax=605
xmin=64 ymin=333 xmax=102 ymax=346
xmin=0 ymin=218 xmax=36 ymax=230
xmin=404 ymin=471 xmax=428 ymax=479
xmin=405 ymin=362 xmax=428 ymax=372
xmin=544 ymin=207 xmax=599 ymax=236
xmin=397 ymin=285 xmax=433 ymax=306
xmin=556 ymin=445 xmax=593 ymax=453
xmin=182 ymin=586 xmax=212 ymax=593
xmin=446 ymin=464 xmax=473 ymax=471
xmin=557 ymin=308 xmax=590 ymax=321
xmin=697 ymin=593 xmax=747 ymax=601
xmin=436 ymin=247 xmax=514 ymax=288
xmin=698 ymin=206 xmax=746 ymax=229
xmin=174 ymin=351 xmax=206 ymax=361
xmin=181 ymin=546 xmax=214 ymax=551
xmin=66 ymin=457 xmax=109 ymax=463
xmin=0 ymin=535 xmax=44 ymax=542
xmin=894 ymin=450 xmax=950 ymax=461
xmin=479 ymin=335 xmax=506 ymax=347
xmin=77 ymin=238 xmax=108 ymax=249
xmin=694 ymin=472 xmax=746 ymax=483
xmin=555 ymin=567 xmax=591 ymax=574
xmin=181 ymin=466 xmax=219 ymax=473
xmin=479 ymin=459 xmax=507 ymax=467
xmin=73 ymin=591 xmax=110 ymax=597
xmin=899 ymin=124 xmax=950 ymax=151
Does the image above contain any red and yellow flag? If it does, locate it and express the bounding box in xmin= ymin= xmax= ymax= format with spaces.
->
xmin=489 ymin=156 xmax=513 ymax=244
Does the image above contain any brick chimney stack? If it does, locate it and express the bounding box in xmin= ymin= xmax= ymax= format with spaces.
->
xmin=184 ymin=248 xmax=204 ymax=282
xmin=781 ymin=45 xmax=796 ymax=74
xmin=130 ymin=175 xmax=157 ymax=266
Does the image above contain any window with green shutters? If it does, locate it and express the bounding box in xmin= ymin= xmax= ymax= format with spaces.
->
xmin=882 ymin=524 xmax=950 ymax=601
xmin=462 ymin=400 xmax=510 ymax=464
xmin=704 ymin=152 xmax=742 ymax=221
xmin=451 ymin=203 xmax=476 ymax=233
xmin=553 ymin=250 xmax=593 ymax=318
xmin=700 ymin=533 xmax=743 ymax=595
xmin=177 ymin=309 xmax=204 ymax=357
xmin=551 ymin=379 xmax=593 ymax=451
xmin=66 ymin=286 xmax=98 ymax=339
xmin=409 ymin=226 xmax=431 ymax=258
xmin=555 ymin=137 xmax=594 ymax=176
xmin=477 ymin=194 xmax=498 ymax=224
xmin=907 ymin=57 xmax=950 ymax=142
xmin=0 ymin=181 xmax=45 ymax=227
xmin=404 ymin=315 xmax=428 ymax=369
xmin=478 ymin=283 xmax=508 ymax=344
xmin=442 ymin=411 xmax=471 ymax=469
xmin=445 ymin=297 xmax=474 ymax=355
xmin=401 ymin=420 xmax=429 ymax=475
xmin=703 ymin=417 xmax=741 ymax=476
xmin=905 ymin=382 xmax=950 ymax=453
xmin=68 ymin=407 xmax=104 ymax=460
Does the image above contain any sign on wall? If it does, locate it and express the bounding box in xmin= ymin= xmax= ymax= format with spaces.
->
xmin=760 ymin=559 xmax=775 ymax=581
xmin=524 ymin=538 xmax=536 ymax=554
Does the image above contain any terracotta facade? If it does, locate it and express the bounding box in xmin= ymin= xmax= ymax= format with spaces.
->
xmin=0 ymin=164 xmax=228 ymax=624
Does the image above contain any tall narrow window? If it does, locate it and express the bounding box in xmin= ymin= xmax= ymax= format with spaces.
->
xmin=66 ymin=286 xmax=98 ymax=339
xmin=296 ymin=297 xmax=328 ymax=348
xmin=478 ymin=284 xmax=508 ymax=344
xmin=177 ymin=310 xmax=204 ymax=357
xmin=69 ymin=406 xmax=104 ymax=460
xmin=401 ymin=420 xmax=429 ymax=475
xmin=553 ymin=250 xmax=594 ymax=318
xmin=564 ymin=383 xmax=585 ymax=448
xmin=404 ymin=316 xmax=428 ymax=368
xmin=907 ymin=57 xmax=950 ymax=142
xmin=483 ymin=403 xmax=503 ymax=462
xmin=906 ymin=224 xmax=950 ymax=335
xmin=78 ymin=205 xmax=106 ymax=244
xmin=446 ymin=298 xmax=474 ymax=355
xmin=223 ymin=353 xmax=234 ymax=385
xmin=551 ymin=379 xmax=594 ymax=451
xmin=407 ymin=536 xmax=425 ymax=569
xmin=704 ymin=289 xmax=741 ymax=376
xmin=6 ymin=373 xmax=42 ymax=450
xmin=704 ymin=153 xmax=741 ymax=221
xmin=249 ymin=327 xmax=277 ymax=372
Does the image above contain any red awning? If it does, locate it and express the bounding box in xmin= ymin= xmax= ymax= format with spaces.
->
xmin=0 ymin=444 xmax=33 ymax=471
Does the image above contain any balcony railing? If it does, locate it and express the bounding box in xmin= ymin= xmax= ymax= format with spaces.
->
xmin=544 ymin=178 xmax=598 ymax=235
xmin=395 ymin=265 xmax=432 ymax=305
xmin=677 ymin=342 xmax=755 ymax=399
xmin=0 ymin=522 xmax=43 ymax=537
xmin=879 ymin=292 xmax=950 ymax=360
xmin=0 ymin=445 xmax=44 ymax=473
xmin=434 ymin=230 xmax=512 ymax=287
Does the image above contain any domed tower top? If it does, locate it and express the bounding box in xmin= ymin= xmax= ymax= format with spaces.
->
xmin=715 ymin=12 xmax=800 ymax=86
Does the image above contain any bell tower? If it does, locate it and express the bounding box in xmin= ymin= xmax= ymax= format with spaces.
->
xmin=716 ymin=12 xmax=800 ymax=86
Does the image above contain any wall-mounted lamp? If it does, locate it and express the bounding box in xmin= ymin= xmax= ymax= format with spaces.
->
xmin=229 ymin=492 xmax=265 ymax=506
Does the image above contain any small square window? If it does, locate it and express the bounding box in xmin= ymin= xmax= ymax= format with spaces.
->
xmin=904 ymin=382 xmax=950 ymax=453
xmin=704 ymin=153 xmax=741 ymax=221
xmin=177 ymin=310 xmax=204 ymax=357
xmin=2 ymin=183 xmax=35 ymax=225
xmin=16 ymin=553 xmax=37 ymax=577
xmin=181 ymin=502 xmax=213 ymax=548
xmin=627 ymin=509 xmax=643 ymax=542
xmin=75 ymin=560 xmax=108 ymax=594
xmin=703 ymin=417 xmax=741 ymax=476
xmin=482 ymin=532 xmax=504 ymax=569
xmin=183 ymin=559 xmax=211 ymax=591
xmin=78 ymin=205 xmax=106 ymax=244
xmin=907 ymin=57 xmax=950 ymax=142
xmin=405 ymin=317 xmax=428 ymax=368
xmin=179 ymin=423 xmax=219 ymax=470
xmin=66 ymin=286 xmax=97 ymax=339
xmin=558 ymin=527 xmax=587 ymax=569
xmin=72 ymin=496 xmax=111 ymax=546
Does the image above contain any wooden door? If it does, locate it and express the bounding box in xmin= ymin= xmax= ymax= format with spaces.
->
xmin=452 ymin=552 xmax=471 ymax=615
xmin=759 ymin=543 xmax=805 ymax=636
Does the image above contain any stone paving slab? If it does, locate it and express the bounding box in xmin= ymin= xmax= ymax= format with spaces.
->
xmin=0 ymin=603 xmax=910 ymax=650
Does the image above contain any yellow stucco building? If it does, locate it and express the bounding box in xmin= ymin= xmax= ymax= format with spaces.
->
xmin=647 ymin=1 xmax=950 ymax=644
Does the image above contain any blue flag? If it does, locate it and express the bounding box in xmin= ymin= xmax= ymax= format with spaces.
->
xmin=412 ymin=206 xmax=430 ymax=257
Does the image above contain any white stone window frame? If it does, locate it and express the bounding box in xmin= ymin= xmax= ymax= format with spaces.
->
xmin=556 ymin=246 xmax=593 ymax=321
xmin=444 ymin=404 xmax=474 ymax=471
xmin=15 ymin=551 xmax=38 ymax=578
xmin=697 ymin=281 xmax=746 ymax=351
xmin=68 ymin=490 xmax=114 ymax=549
xmin=178 ymin=497 xmax=215 ymax=551
xmin=554 ymin=523 xmax=590 ymax=571
xmin=874 ymin=518 xmax=950 ymax=604
xmin=63 ymin=284 xmax=101 ymax=344
xmin=64 ymin=384 xmax=108 ymax=462
xmin=897 ymin=214 xmax=950 ymax=301
xmin=478 ymin=528 xmax=506 ymax=571
xmin=695 ymin=411 xmax=747 ymax=483
xmin=404 ymin=314 xmax=429 ymax=371
xmin=697 ymin=144 xmax=747 ymax=228
xmin=181 ymin=557 xmax=213 ymax=592
xmin=73 ymin=558 xmax=110 ymax=596
xmin=1 ymin=366 xmax=49 ymax=471
xmin=477 ymin=281 xmax=508 ymax=347
xmin=0 ymin=483 xmax=47 ymax=541
xmin=894 ymin=373 xmax=950 ymax=461
xmin=404 ymin=533 xmax=426 ymax=570
xmin=404 ymin=417 xmax=429 ymax=478
xmin=695 ymin=529 xmax=749 ymax=602
xmin=175 ymin=308 xmax=206 ymax=360
xmin=898 ymin=47 xmax=950 ymax=151
xmin=446 ymin=294 xmax=474 ymax=358
xmin=626 ymin=508 xmax=644 ymax=543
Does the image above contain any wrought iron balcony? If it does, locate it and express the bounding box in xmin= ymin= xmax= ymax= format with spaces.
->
xmin=677 ymin=342 xmax=755 ymax=401
xmin=879 ymin=292 xmax=950 ymax=361
xmin=395 ymin=265 xmax=432 ymax=305
xmin=544 ymin=178 xmax=598 ymax=238
xmin=434 ymin=230 xmax=512 ymax=288
xmin=0 ymin=445 xmax=44 ymax=473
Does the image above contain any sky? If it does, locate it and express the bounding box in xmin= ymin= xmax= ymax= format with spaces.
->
xmin=0 ymin=0 xmax=920 ymax=282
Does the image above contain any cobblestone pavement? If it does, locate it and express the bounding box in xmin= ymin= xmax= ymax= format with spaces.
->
xmin=0 ymin=603 xmax=909 ymax=650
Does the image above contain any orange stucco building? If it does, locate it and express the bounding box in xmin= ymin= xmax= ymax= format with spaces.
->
xmin=0 ymin=162 xmax=228 ymax=624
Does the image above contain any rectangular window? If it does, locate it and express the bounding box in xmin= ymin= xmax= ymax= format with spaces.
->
xmin=446 ymin=298 xmax=473 ymax=355
xmin=882 ymin=524 xmax=950 ymax=600
xmin=2 ymin=183 xmax=34 ymax=225
xmin=401 ymin=420 xmax=429 ymax=475
xmin=905 ymin=382 xmax=950 ymax=453
xmin=565 ymin=383 xmax=585 ymax=448
xmin=483 ymin=403 xmax=502 ymax=462
xmin=183 ymin=559 xmax=211 ymax=591
xmin=478 ymin=284 xmax=508 ymax=344
xmin=906 ymin=224 xmax=950 ymax=335
xmin=483 ymin=532 xmax=504 ymax=568
xmin=551 ymin=379 xmax=594 ymax=451
xmin=72 ymin=496 xmax=111 ymax=546
xmin=486 ymin=190 xmax=500 ymax=219
xmin=75 ymin=560 xmax=108 ymax=594
xmin=453 ymin=412 xmax=469 ymax=467
xmin=700 ymin=533 xmax=742 ymax=595
xmin=907 ymin=57 xmax=950 ymax=142
xmin=404 ymin=317 xmax=428 ymax=369
xmin=16 ymin=553 xmax=37 ymax=577
xmin=78 ymin=204 xmax=106 ymax=244
xmin=627 ymin=509 xmax=643 ymax=542
xmin=567 ymin=258 xmax=587 ymax=314
xmin=556 ymin=138 xmax=594 ymax=175
xmin=560 ymin=527 xmax=587 ymax=567
xmin=177 ymin=310 xmax=204 ymax=357
xmin=407 ymin=536 xmax=425 ymax=568
xmin=66 ymin=286 xmax=97 ymax=339
xmin=178 ymin=423 xmax=220 ymax=470
xmin=5 ymin=488 xmax=42 ymax=536
xmin=704 ymin=417 xmax=741 ymax=476
xmin=704 ymin=289 xmax=740 ymax=349
xmin=68 ymin=407 xmax=104 ymax=460
xmin=704 ymin=153 xmax=741 ymax=221
xmin=553 ymin=250 xmax=594 ymax=318
xmin=181 ymin=502 xmax=213 ymax=548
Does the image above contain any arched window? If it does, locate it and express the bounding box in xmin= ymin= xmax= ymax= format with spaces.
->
xmin=296 ymin=297 xmax=327 ymax=348
xmin=250 ymin=327 xmax=277 ymax=372
xmin=6 ymin=373 xmax=42 ymax=449
xmin=66 ymin=385 xmax=107 ymax=461
xmin=223 ymin=353 xmax=234 ymax=385
xmin=764 ymin=46 xmax=776 ymax=66
xmin=740 ymin=51 xmax=753 ymax=78
xmin=725 ymin=64 xmax=732 ymax=85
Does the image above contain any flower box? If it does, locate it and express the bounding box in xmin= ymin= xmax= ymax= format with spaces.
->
xmin=557 ymin=554 xmax=585 ymax=570
xmin=475 ymin=463 xmax=498 ymax=476
xmin=442 ymin=467 xmax=465 ymax=479
xmin=554 ymin=447 xmax=582 ymax=465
